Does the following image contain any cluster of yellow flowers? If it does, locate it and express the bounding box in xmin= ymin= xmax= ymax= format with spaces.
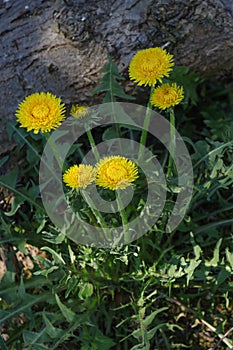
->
xmin=15 ymin=46 xmax=183 ymax=192
xmin=129 ymin=47 xmax=184 ymax=109
xmin=15 ymin=93 xmax=139 ymax=191
xmin=15 ymin=47 xmax=183 ymax=135
xmin=63 ymin=156 xmax=139 ymax=191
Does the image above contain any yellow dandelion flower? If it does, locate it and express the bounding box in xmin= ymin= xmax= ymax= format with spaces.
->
xmin=15 ymin=92 xmax=66 ymax=134
xmin=95 ymin=156 xmax=138 ymax=190
xmin=129 ymin=47 xmax=174 ymax=87
xmin=63 ymin=164 xmax=96 ymax=189
xmin=70 ymin=104 xmax=88 ymax=118
xmin=150 ymin=83 xmax=184 ymax=110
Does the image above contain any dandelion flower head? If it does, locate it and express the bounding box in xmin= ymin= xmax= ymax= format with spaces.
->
xmin=95 ymin=156 xmax=139 ymax=190
xmin=129 ymin=47 xmax=174 ymax=87
xmin=63 ymin=164 xmax=96 ymax=189
xmin=15 ymin=92 xmax=66 ymax=134
xmin=70 ymin=104 xmax=88 ymax=118
xmin=150 ymin=83 xmax=184 ymax=110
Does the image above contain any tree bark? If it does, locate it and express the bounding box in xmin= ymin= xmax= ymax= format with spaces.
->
xmin=0 ymin=0 xmax=233 ymax=151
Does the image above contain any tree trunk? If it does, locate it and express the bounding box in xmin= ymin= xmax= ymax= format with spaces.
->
xmin=0 ymin=0 xmax=233 ymax=152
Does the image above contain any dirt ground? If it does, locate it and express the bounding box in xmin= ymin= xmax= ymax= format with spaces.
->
xmin=0 ymin=244 xmax=47 ymax=282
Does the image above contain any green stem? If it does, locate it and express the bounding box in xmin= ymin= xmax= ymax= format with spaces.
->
xmin=138 ymin=87 xmax=154 ymax=159
xmin=81 ymin=191 xmax=106 ymax=227
xmin=167 ymin=108 xmax=175 ymax=180
xmin=116 ymin=191 xmax=130 ymax=244
xmin=81 ymin=190 xmax=111 ymax=240
xmin=86 ymin=129 xmax=100 ymax=162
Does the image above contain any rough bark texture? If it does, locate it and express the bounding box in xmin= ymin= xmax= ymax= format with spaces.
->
xmin=0 ymin=0 xmax=233 ymax=152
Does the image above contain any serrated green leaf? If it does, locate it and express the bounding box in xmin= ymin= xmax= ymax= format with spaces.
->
xmin=100 ymin=55 xmax=124 ymax=80
xmin=55 ymin=294 xmax=75 ymax=323
xmin=142 ymin=307 xmax=168 ymax=328
xmin=146 ymin=323 xmax=167 ymax=340
xmin=185 ymin=259 xmax=201 ymax=285
xmin=205 ymin=238 xmax=222 ymax=267
xmin=43 ymin=312 xmax=64 ymax=339
xmin=40 ymin=247 xmax=65 ymax=265
xmin=92 ymin=55 xmax=134 ymax=102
